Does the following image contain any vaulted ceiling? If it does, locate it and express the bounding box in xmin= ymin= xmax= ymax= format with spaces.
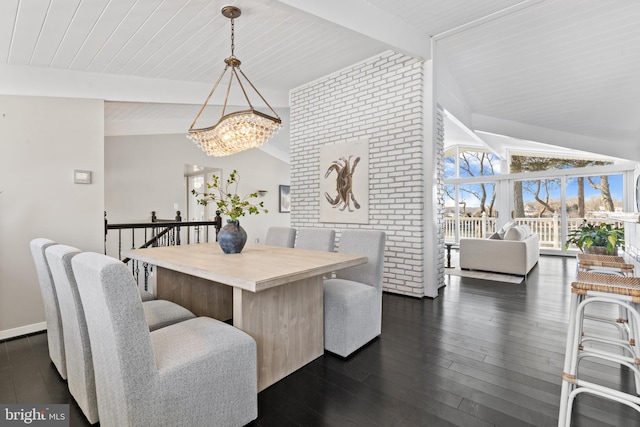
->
xmin=1 ymin=0 xmax=639 ymax=162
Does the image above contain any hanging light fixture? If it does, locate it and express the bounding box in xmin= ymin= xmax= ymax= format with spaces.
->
xmin=187 ymin=5 xmax=282 ymax=157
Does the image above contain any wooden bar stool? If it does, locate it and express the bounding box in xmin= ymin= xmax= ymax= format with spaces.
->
xmin=575 ymin=271 xmax=636 ymax=346
xmin=577 ymin=254 xmax=626 ymax=264
xmin=576 ymin=253 xmax=635 ymax=277
xmin=575 ymin=255 xmax=636 ymax=343
xmin=558 ymin=273 xmax=640 ymax=426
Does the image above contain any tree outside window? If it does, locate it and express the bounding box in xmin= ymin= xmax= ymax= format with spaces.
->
xmin=444 ymin=149 xmax=500 ymax=217
xmin=511 ymin=156 xmax=619 ymax=218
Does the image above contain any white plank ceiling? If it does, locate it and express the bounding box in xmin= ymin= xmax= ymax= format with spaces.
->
xmin=1 ymin=0 xmax=639 ymax=161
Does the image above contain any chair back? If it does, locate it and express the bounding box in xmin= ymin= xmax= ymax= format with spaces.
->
xmin=72 ymin=252 xmax=155 ymax=426
xmin=30 ymin=238 xmax=66 ymax=379
xmin=336 ymin=230 xmax=385 ymax=290
xmin=45 ymin=245 xmax=98 ymax=424
xmin=265 ymin=227 xmax=296 ymax=247
xmin=295 ymin=228 xmax=335 ymax=252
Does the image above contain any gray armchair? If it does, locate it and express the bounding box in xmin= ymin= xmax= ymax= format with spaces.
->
xmin=265 ymin=226 xmax=296 ymax=247
xmin=323 ymin=230 xmax=386 ymax=357
xmin=30 ymin=238 xmax=66 ymax=379
xmin=72 ymin=252 xmax=257 ymax=427
xmin=295 ymin=228 xmax=335 ymax=252
xmin=139 ymin=288 xmax=156 ymax=302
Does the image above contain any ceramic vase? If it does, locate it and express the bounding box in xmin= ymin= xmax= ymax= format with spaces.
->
xmin=218 ymin=220 xmax=247 ymax=254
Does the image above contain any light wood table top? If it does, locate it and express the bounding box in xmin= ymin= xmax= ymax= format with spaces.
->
xmin=123 ymin=243 xmax=367 ymax=292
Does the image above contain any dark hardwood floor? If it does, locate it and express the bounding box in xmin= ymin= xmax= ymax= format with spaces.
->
xmin=2 ymin=254 xmax=639 ymax=426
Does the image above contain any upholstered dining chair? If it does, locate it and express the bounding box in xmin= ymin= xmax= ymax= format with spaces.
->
xmin=295 ymin=228 xmax=336 ymax=252
xmin=139 ymin=287 xmax=155 ymax=302
xmin=29 ymin=238 xmax=66 ymax=379
xmin=72 ymin=252 xmax=257 ymax=427
xmin=45 ymin=245 xmax=198 ymax=424
xmin=265 ymin=226 xmax=296 ymax=247
xmin=323 ymin=230 xmax=386 ymax=358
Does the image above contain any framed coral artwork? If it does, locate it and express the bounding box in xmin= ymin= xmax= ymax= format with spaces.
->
xmin=319 ymin=140 xmax=369 ymax=224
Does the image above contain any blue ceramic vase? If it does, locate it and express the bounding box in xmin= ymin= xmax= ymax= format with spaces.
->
xmin=218 ymin=220 xmax=247 ymax=254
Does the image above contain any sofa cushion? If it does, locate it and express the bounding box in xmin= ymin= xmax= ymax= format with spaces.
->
xmin=504 ymin=225 xmax=527 ymax=241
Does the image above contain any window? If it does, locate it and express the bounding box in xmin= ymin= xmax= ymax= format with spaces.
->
xmin=444 ymin=182 xmax=498 ymax=242
xmin=566 ymin=174 xmax=623 ymax=218
xmin=444 ymin=148 xmax=632 ymax=250
xmin=444 ymin=147 xmax=500 ymax=179
xmin=512 ymin=173 xmax=624 ymax=249
xmin=510 ymin=155 xmax=612 ymax=173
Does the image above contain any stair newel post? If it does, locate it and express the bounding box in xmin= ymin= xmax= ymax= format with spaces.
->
xmin=175 ymin=210 xmax=182 ymax=245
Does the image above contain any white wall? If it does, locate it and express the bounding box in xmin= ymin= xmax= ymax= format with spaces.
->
xmin=0 ymin=95 xmax=104 ymax=339
xmin=105 ymin=133 xmax=290 ymax=247
xmin=290 ymin=51 xmax=442 ymax=298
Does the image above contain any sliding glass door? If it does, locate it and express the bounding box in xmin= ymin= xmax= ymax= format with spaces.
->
xmin=513 ymin=173 xmax=624 ymax=251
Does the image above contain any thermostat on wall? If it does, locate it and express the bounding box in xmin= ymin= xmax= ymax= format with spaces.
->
xmin=74 ymin=170 xmax=92 ymax=184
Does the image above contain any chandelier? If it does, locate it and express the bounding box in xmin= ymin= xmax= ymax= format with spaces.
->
xmin=188 ymin=6 xmax=282 ymax=157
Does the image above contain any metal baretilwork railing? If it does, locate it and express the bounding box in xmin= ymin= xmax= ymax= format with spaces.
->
xmin=104 ymin=211 xmax=222 ymax=288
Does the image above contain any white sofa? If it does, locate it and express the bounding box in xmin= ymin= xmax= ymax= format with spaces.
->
xmin=459 ymin=224 xmax=540 ymax=277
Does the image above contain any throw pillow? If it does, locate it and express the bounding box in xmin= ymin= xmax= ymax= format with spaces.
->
xmin=495 ymin=221 xmax=515 ymax=239
xmin=498 ymin=221 xmax=515 ymax=234
xmin=504 ymin=225 xmax=527 ymax=241
xmin=488 ymin=232 xmax=502 ymax=240
xmin=519 ymin=224 xmax=532 ymax=237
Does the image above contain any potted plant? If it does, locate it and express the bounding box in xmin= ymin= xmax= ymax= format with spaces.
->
xmin=192 ymin=170 xmax=267 ymax=253
xmin=564 ymin=220 xmax=625 ymax=255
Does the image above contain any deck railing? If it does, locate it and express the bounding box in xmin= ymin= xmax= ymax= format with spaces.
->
xmin=445 ymin=213 xmax=622 ymax=250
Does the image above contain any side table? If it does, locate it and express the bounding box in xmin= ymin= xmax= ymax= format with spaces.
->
xmin=445 ymin=243 xmax=453 ymax=268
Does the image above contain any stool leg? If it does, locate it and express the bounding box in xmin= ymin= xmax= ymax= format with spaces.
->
xmin=619 ymin=305 xmax=630 ymax=343
xmin=577 ymin=298 xmax=640 ymax=396
xmin=559 ymin=292 xmax=582 ymax=427
xmin=631 ymin=303 xmax=640 ymax=395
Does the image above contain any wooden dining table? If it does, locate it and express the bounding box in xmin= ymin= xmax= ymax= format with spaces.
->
xmin=123 ymin=243 xmax=367 ymax=391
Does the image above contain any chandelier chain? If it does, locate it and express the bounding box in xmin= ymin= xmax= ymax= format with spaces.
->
xmin=230 ymin=17 xmax=235 ymax=58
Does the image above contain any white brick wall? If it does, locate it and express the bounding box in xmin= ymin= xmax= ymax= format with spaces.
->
xmin=290 ymin=51 xmax=435 ymax=297
xmin=435 ymin=107 xmax=446 ymax=288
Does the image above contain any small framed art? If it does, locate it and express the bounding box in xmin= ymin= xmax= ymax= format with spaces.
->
xmin=279 ymin=185 xmax=290 ymax=213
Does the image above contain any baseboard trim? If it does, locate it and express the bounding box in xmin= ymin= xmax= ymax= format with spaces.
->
xmin=0 ymin=322 xmax=46 ymax=341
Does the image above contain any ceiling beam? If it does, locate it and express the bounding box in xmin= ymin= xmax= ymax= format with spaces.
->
xmin=0 ymin=63 xmax=290 ymax=108
xmin=473 ymin=114 xmax=640 ymax=163
xmin=105 ymin=117 xmax=290 ymax=164
xmin=275 ymin=0 xmax=430 ymax=59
